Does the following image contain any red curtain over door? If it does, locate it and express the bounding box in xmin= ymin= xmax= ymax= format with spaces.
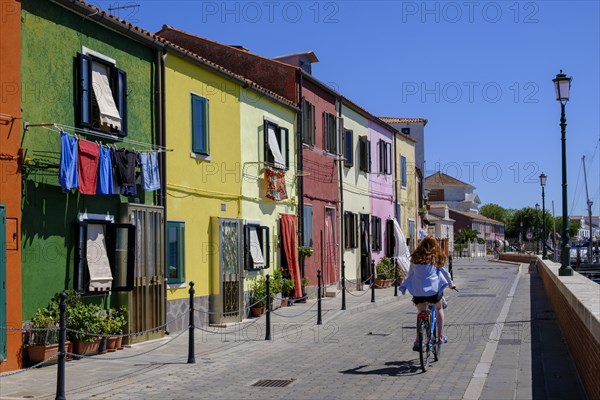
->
xmin=324 ymin=209 xmax=338 ymax=285
xmin=281 ymin=214 xmax=302 ymax=298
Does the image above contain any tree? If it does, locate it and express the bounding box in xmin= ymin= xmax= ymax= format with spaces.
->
xmin=456 ymin=228 xmax=480 ymax=244
xmin=479 ymin=203 xmax=507 ymax=222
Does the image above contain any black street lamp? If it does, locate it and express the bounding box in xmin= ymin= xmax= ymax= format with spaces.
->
xmin=540 ymin=173 xmax=548 ymax=259
xmin=535 ymin=203 xmax=540 ymax=255
xmin=553 ymin=70 xmax=574 ymax=276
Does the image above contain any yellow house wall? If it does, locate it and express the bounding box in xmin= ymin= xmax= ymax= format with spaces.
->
xmin=165 ymin=54 xmax=241 ymax=301
xmin=396 ymin=137 xmax=417 ymax=237
xmin=239 ymin=89 xmax=296 ymax=287
xmin=340 ymin=106 xmax=370 ymax=282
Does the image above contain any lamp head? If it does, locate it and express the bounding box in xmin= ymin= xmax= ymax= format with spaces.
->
xmin=552 ymin=70 xmax=572 ymax=103
xmin=539 ymin=172 xmax=547 ymax=187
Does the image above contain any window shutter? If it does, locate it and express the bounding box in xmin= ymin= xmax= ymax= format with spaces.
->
xmin=386 ymin=219 xmax=395 ymax=257
xmin=367 ymin=140 xmax=372 ymax=173
xmin=387 ymin=143 xmax=392 ymax=175
xmin=77 ymin=53 xmax=93 ymax=128
xmin=262 ymin=226 xmax=270 ymax=269
xmin=116 ymin=68 xmax=128 ymax=136
xmin=281 ymin=127 xmax=289 ymax=169
xmin=311 ymin=104 xmax=316 ymax=146
xmin=378 ymin=140 xmax=384 ymax=173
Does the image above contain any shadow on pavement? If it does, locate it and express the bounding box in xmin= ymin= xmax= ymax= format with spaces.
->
xmin=339 ymin=360 xmax=422 ymax=377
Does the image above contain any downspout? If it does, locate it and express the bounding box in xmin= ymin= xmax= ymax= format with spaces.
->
xmin=337 ymin=100 xmax=344 ymax=287
xmin=297 ymin=71 xmax=305 ymax=277
xmin=393 ymin=131 xmax=398 ymax=221
xmin=158 ymin=49 xmax=168 ymax=330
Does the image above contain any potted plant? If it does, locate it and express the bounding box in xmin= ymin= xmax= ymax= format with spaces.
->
xmin=249 ymin=276 xmax=267 ymax=317
xmin=105 ymin=306 xmax=127 ymax=352
xmin=26 ymin=306 xmax=62 ymax=364
xmin=67 ymin=302 xmax=103 ymax=356
xmin=298 ymin=246 xmax=313 ymax=258
xmin=279 ymin=273 xmax=295 ymax=307
xmin=375 ymin=257 xmax=393 ymax=288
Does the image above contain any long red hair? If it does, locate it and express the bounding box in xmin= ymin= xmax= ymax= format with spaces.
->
xmin=410 ymin=236 xmax=447 ymax=267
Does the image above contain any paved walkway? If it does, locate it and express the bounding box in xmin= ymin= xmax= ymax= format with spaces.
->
xmin=0 ymin=258 xmax=586 ymax=400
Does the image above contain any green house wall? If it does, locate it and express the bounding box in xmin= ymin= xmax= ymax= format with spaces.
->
xmin=20 ymin=0 xmax=158 ymax=319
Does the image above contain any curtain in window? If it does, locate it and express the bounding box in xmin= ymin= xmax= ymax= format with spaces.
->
xmin=281 ymin=214 xmax=302 ymax=298
xmin=249 ymin=226 xmax=266 ymax=268
xmin=91 ymin=62 xmax=121 ymax=130
xmin=86 ymin=224 xmax=113 ymax=291
xmin=267 ymin=124 xmax=286 ymax=168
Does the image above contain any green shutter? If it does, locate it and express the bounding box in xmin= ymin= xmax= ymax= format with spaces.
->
xmin=191 ymin=95 xmax=209 ymax=155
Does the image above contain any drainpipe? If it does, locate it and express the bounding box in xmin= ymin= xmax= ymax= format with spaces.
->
xmin=297 ymin=71 xmax=305 ymax=277
xmin=159 ymin=49 xmax=169 ymax=330
xmin=337 ymin=100 xmax=344 ymax=287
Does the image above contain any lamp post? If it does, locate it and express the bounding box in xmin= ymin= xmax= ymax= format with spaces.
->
xmin=540 ymin=173 xmax=548 ymax=259
xmin=553 ymin=70 xmax=574 ymax=276
xmin=535 ymin=203 xmax=540 ymax=255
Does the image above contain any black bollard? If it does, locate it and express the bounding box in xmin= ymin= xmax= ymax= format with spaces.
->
xmin=449 ymin=255 xmax=453 ymax=280
xmin=55 ymin=292 xmax=67 ymax=400
xmin=265 ymin=274 xmax=271 ymax=340
xmin=394 ymin=258 xmax=398 ymax=297
xmin=317 ymin=269 xmax=322 ymax=325
xmin=341 ymin=260 xmax=346 ymax=310
xmin=371 ymin=259 xmax=375 ymax=303
xmin=187 ymin=281 xmax=195 ymax=364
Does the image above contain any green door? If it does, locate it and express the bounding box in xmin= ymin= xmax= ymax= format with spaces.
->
xmin=0 ymin=204 xmax=6 ymax=360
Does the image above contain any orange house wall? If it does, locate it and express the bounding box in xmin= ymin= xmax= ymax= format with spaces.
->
xmin=0 ymin=0 xmax=23 ymax=372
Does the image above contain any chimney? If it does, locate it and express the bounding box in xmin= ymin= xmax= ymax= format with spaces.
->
xmin=272 ymin=51 xmax=319 ymax=74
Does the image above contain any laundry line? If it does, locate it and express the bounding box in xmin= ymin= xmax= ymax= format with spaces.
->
xmin=24 ymin=121 xmax=173 ymax=153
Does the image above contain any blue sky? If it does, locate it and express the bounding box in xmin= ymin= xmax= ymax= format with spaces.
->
xmin=95 ymin=0 xmax=599 ymax=214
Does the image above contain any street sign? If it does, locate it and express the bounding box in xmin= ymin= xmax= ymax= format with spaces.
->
xmin=526 ymin=231 xmax=533 ymax=240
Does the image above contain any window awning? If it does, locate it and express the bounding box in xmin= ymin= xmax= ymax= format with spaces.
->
xmin=86 ymin=224 xmax=113 ymax=291
xmin=91 ymin=62 xmax=122 ymax=130
xmin=249 ymin=227 xmax=266 ymax=268
xmin=267 ymin=125 xmax=285 ymax=169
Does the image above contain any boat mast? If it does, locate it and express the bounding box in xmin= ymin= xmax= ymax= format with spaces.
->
xmin=582 ymin=155 xmax=593 ymax=263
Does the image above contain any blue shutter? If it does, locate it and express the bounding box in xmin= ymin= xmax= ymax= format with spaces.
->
xmin=304 ymin=206 xmax=313 ymax=247
xmin=344 ymin=130 xmax=353 ymax=166
xmin=401 ymin=156 xmax=407 ymax=186
xmin=77 ymin=53 xmax=93 ymax=128
xmin=192 ymin=95 xmax=209 ymax=155
xmin=116 ymin=68 xmax=128 ymax=136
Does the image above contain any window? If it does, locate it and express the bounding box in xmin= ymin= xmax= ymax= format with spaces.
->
xmin=302 ymin=98 xmax=315 ymax=146
xmin=371 ymin=216 xmax=382 ymax=252
xmin=263 ymin=119 xmax=289 ymax=170
xmin=244 ymin=224 xmax=269 ymax=270
xmin=77 ymin=53 xmax=127 ymax=136
xmin=401 ymin=127 xmax=410 ymax=135
xmin=75 ymin=220 xmax=135 ymax=293
xmin=192 ymin=94 xmax=210 ymax=156
xmin=385 ymin=219 xmax=395 ymax=258
xmin=344 ymin=211 xmax=358 ymax=249
xmin=401 ymin=156 xmax=407 ymax=187
xmin=378 ymin=140 xmax=392 ymax=175
xmin=167 ymin=221 xmax=185 ymax=284
xmin=359 ymin=135 xmax=371 ymax=172
xmin=324 ymin=112 xmax=337 ymax=154
xmin=303 ymin=205 xmax=313 ymax=247
xmin=343 ymin=129 xmax=353 ymax=167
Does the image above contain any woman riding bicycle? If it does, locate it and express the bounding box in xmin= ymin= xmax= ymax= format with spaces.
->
xmin=400 ymin=236 xmax=456 ymax=350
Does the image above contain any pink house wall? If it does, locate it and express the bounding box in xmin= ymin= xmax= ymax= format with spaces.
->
xmin=368 ymin=121 xmax=395 ymax=266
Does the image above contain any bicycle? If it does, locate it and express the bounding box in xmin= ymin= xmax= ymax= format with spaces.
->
xmin=416 ymin=287 xmax=458 ymax=372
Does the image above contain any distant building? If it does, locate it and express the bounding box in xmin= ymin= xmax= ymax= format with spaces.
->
xmin=424 ymin=172 xmax=481 ymax=213
xmin=571 ymin=216 xmax=600 ymax=240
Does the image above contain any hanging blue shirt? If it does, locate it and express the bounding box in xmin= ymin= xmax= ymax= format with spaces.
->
xmin=96 ymin=146 xmax=114 ymax=195
xmin=139 ymin=152 xmax=161 ymax=191
xmin=59 ymin=131 xmax=78 ymax=192
xmin=400 ymin=263 xmax=453 ymax=297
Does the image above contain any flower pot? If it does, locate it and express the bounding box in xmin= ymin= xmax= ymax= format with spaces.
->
xmin=250 ymin=307 xmax=265 ymax=317
xmin=98 ymin=337 xmax=107 ymax=354
xmin=115 ymin=335 xmax=124 ymax=350
xmin=106 ymin=336 xmax=119 ymax=352
xmin=280 ymin=297 xmax=289 ymax=307
xmin=73 ymin=339 xmax=100 ymax=356
xmin=27 ymin=341 xmax=72 ymax=364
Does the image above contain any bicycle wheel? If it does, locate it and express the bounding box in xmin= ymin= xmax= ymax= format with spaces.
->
xmin=418 ymin=316 xmax=431 ymax=372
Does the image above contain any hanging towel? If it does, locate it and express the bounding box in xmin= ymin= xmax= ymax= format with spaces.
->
xmin=96 ymin=146 xmax=114 ymax=195
xmin=393 ymin=219 xmax=411 ymax=275
xmin=139 ymin=152 xmax=161 ymax=191
xmin=59 ymin=131 xmax=79 ymax=193
xmin=77 ymin=139 xmax=99 ymax=195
